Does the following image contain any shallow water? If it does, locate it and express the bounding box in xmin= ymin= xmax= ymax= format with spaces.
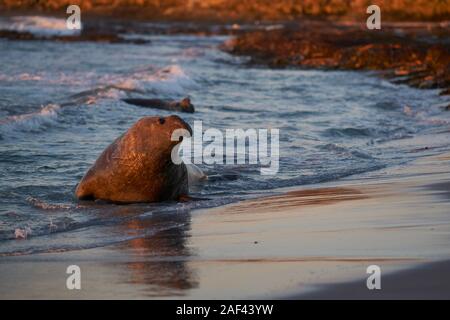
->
xmin=1 ymin=16 xmax=449 ymax=256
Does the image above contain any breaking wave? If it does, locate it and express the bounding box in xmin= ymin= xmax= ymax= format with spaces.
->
xmin=0 ymin=104 xmax=60 ymax=139
xmin=0 ymin=16 xmax=81 ymax=36
xmin=112 ymin=64 xmax=198 ymax=96
xmin=65 ymin=64 xmax=198 ymax=104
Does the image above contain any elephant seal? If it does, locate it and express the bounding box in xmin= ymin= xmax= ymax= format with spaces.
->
xmin=75 ymin=115 xmax=193 ymax=203
xmin=122 ymin=97 xmax=195 ymax=113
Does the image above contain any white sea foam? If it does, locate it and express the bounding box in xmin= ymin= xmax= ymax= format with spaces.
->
xmin=14 ymin=225 xmax=32 ymax=240
xmin=0 ymin=16 xmax=81 ymax=37
xmin=0 ymin=104 xmax=60 ymax=139
xmin=0 ymin=71 xmax=99 ymax=86
xmin=0 ymin=73 xmax=43 ymax=82
xmin=403 ymin=105 xmax=449 ymax=126
xmin=118 ymin=64 xmax=198 ymax=96
xmin=67 ymin=64 xmax=198 ymax=104
xmin=27 ymin=197 xmax=72 ymax=210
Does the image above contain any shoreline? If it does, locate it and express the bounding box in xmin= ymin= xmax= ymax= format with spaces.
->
xmin=1 ymin=148 xmax=450 ymax=299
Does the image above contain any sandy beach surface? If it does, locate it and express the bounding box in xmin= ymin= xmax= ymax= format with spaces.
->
xmin=1 ymin=149 xmax=450 ymax=299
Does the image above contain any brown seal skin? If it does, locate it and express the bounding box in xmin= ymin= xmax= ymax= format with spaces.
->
xmin=122 ymin=97 xmax=195 ymax=113
xmin=75 ymin=115 xmax=193 ymax=203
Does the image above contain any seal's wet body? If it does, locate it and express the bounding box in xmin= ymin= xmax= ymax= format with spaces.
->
xmin=75 ymin=115 xmax=192 ymax=203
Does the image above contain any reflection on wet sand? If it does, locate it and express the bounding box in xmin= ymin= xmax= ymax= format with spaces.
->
xmin=221 ymin=187 xmax=368 ymax=214
xmin=115 ymin=211 xmax=198 ymax=297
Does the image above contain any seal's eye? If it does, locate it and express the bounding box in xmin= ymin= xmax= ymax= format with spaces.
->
xmin=159 ymin=117 xmax=165 ymax=124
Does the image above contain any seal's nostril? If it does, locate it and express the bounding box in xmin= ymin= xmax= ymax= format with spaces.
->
xmin=159 ymin=117 xmax=165 ymax=124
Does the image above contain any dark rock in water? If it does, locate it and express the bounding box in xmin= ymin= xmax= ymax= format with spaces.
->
xmin=441 ymin=88 xmax=450 ymax=96
xmin=56 ymin=33 xmax=149 ymax=44
xmin=0 ymin=30 xmax=37 ymax=41
xmin=445 ymin=105 xmax=450 ymax=111
xmin=122 ymin=97 xmax=195 ymax=113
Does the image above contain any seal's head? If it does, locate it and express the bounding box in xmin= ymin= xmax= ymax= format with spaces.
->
xmin=127 ymin=115 xmax=192 ymax=157
xmin=178 ymin=97 xmax=195 ymax=113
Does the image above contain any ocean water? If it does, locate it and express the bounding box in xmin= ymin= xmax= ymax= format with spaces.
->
xmin=1 ymin=16 xmax=449 ymax=256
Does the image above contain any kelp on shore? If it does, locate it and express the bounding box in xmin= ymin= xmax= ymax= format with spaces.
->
xmin=223 ymin=22 xmax=450 ymax=99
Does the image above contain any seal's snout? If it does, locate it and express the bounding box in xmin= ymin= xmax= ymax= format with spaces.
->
xmin=167 ymin=115 xmax=193 ymax=136
xmin=183 ymin=119 xmax=193 ymax=136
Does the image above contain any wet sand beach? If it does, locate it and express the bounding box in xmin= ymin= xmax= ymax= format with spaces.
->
xmin=297 ymin=259 xmax=450 ymax=299
xmin=1 ymin=150 xmax=450 ymax=299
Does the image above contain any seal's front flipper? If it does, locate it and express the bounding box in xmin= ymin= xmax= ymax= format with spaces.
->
xmin=186 ymin=163 xmax=207 ymax=185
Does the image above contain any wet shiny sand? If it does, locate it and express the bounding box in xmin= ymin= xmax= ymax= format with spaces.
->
xmin=1 ymin=153 xmax=450 ymax=299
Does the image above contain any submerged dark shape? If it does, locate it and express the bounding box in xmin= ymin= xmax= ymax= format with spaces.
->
xmin=0 ymin=29 xmax=150 ymax=44
xmin=122 ymin=97 xmax=195 ymax=113
xmin=75 ymin=115 xmax=192 ymax=203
